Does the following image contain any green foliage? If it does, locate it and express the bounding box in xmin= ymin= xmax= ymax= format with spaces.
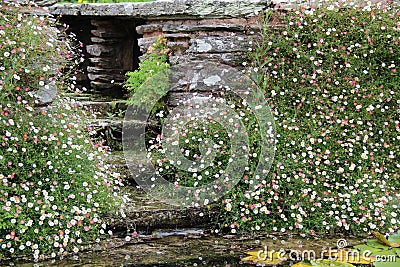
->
xmin=148 ymin=95 xmax=258 ymax=188
xmin=123 ymin=1 xmax=400 ymax=236
xmin=218 ymin=1 xmax=400 ymax=235
xmin=0 ymin=2 xmax=124 ymax=259
xmin=124 ymin=36 xmax=170 ymax=114
xmin=140 ymin=2 xmax=400 ymax=236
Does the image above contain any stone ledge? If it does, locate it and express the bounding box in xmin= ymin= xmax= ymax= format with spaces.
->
xmin=48 ymin=0 xmax=270 ymax=19
xmin=137 ymin=23 xmax=246 ymax=34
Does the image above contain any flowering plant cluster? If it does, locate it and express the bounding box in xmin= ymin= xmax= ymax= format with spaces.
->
xmin=147 ymin=93 xmax=262 ymax=190
xmin=141 ymin=1 xmax=399 ymax=235
xmin=125 ymin=36 xmax=170 ymax=114
xmin=220 ymin=1 xmax=399 ymax=234
xmin=0 ymin=2 xmax=124 ymax=259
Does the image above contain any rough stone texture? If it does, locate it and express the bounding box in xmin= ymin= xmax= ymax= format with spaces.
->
xmin=105 ymin=186 xmax=219 ymax=231
xmin=87 ymin=66 xmax=125 ymax=74
xmin=137 ymin=23 xmax=246 ymax=34
xmin=135 ymin=14 xmax=262 ymax=67
xmin=49 ymin=0 xmax=270 ymax=19
xmin=35 ymin=81 xmax=58 ymax=105
xmin=136 ymin=19 xmax=259 ymax=65
xmin=89 ymin=57 xmax=119 ymax=68
xmin=71 ymin=18 xmax=141 ymax=95
xmin=154 ymin=61 xmax=254 ymax=108
xmin=91 ymin=29 xmax=126 ymax=38
xmin=138 ymin=36 xmax=159 ymax=53
xmin=91 ymin=37 xmax=119 ymax=44
xmin=50 ymin=0 xmax=266 ymax=96
xmin=119 ymin=206 xmax=218 ymax=230
xmin=90 ymin=81 xmax=115 ymax=90
xmin=187 ymin=35 xmax=250 ymax=53
xmin=33 ymin=0 xmax=57 ymax=6
xmin=169 ymin=52 xmax=245 ymax=67
xmin=86 ymin=44 xmax=114 ymax=57
xmin=136 ymin=24 xmax=163 ymax=35
xmin=88 ymin=73 xmax=125 ymax=82
xmin=163 ymin=23 xmax=246 ymax=32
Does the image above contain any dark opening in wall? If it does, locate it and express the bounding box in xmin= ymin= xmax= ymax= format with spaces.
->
xmin=62 ymin=16 xmax=93 ymax=91
xmin=61 ymin=16 xmax=143 ymax=98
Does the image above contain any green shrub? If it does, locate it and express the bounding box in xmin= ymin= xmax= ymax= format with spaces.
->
xmin=0 ymin=2 xmax=124 ymax=259
xmin=124 ymin=36 xmax=170 ymax=114
xmin=218 ymin=1 xmax=399 ymax=235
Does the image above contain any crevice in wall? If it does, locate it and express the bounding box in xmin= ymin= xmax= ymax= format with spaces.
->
xmin=61 ymin=16 xmax=144 ymax=98
xmin=62 ymin=16 xmax=93 ymax=91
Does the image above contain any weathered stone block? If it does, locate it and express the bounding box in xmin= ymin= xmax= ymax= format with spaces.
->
xmin=138 ymin=36 xmax=158 ymax=53
xmin=49 ymin=0 xmax=270 ymax=19
xmin=35 ymin=81 xmax=58 ymax=105
xmin=34 ymin=0 xmax=57 ymax=6
xmin=89 ymin=57 xmax=120 ymax=69
xmin=86 ymin=44 xmax=114 ymax=56
xmin=90 ymin=81 xmax=115 ymax=89
xmin=188 ymin=36 xmax=250 ymax=53
xmin=162 ymin=24 xmax=245 ymax=33
xmin=91 ymin=37 xmax=119 ymax=44
xmin=136 ymin=24 xmax=163 ymax=35
xmin=162 ymin=33 xmax=191 ymax=39
xmin=88 ymin=73 xmax=125 ymax=82
xmin=87 ymin=66 xmax=125 ymax=74
xmin=169 ymin=52 xmax=245 ymax=67
xmin=167 ymin=41 xmax=190 ymax=51
xmin=164 ymin=61 xmax=247 ymax=95
xmin=136 ymin=20 xmax=246 ymax=34
xmin=91 ymin=30 xmax=126 ymax=38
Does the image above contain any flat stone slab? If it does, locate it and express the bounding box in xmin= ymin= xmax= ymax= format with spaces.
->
xmin=48 ymin=0 xmax=270 ymax=19
xmin=108 ymin=187 xmax=218 ymax=231
xmin=137 ymin=23 xmax=246 ymax=34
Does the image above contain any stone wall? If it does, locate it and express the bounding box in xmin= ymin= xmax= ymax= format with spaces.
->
xmin=136 ymin=17 xmax=257 ymax=67
xmin=48 ymin=0 xmax=399 ymax=98
xmin=58 ymin=15 xmax=142 ymax=97
xmin=85 ymin=18 xmax=141 ymax=96
xmin=49 ymin=0 xmax=272 ymax=97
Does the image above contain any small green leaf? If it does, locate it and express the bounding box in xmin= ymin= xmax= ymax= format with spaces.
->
xmin=373 ymin=232 xmax=400 ymax=248
xmin=388 ymin=234 xmax=400 ymax=245
xmin=367 ymin=240 xmax=393 ymax=250
xmin=374 ymin=261 xmax=400 ymax=267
